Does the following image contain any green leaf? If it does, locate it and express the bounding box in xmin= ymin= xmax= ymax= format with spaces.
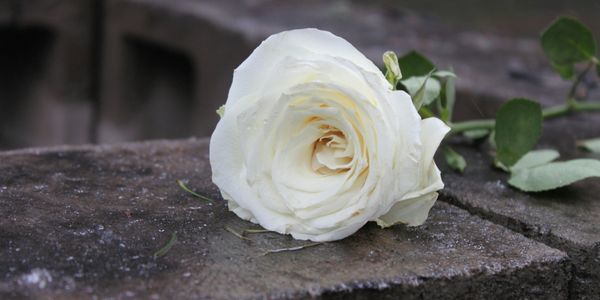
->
xmin=494 ymin=98 xmax=543 ymax=167
xmin=397 ymin=51 xmax=435 ymax=78
xmin=508 ymin=159 xmax=600 ymax=192
xmin=541 ymin=17 xmax=596 ymax=65
xmin=442 ymin=146 xmax=467 ymax=173
xmin=596 ymin=61 xmax=600 ymax=77
xmin=401 ymin=74 xmax=441 ymax=109
xmin=463 ymin=129 xmax=490 ymax=140
xmin=510 ymin=149 xmax=560 ymax=172
xmin=383 ymin=51 xmax=402 ymax=88
xmin=550 ymin=61 xmax=575 ymax=80
xmin=577 ymin=137 xmax=600 ymax=153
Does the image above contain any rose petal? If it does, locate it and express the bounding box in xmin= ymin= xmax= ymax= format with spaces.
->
xmin=227 ymin=29 xmax=387 ymax=108
xmin=402 ymin=117 xmax=450 ymax=200
xmin=375 ymin=192 xmax=438 ymax=227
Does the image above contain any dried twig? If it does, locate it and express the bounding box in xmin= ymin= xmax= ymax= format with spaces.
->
xmin=243 ymin=228 xmax=271 ymax=234
xmin=225 ymin=226 xmax=251 ymax=241
xmin=262 ymin=242 xmax=323 ymax=255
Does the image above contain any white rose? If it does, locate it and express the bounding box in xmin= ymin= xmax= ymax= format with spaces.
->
xmin=209 ymin=28 xmax=449 ymax=242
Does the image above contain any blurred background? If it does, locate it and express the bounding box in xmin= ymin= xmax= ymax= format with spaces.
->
xmin=0 ymin=0 xmax=599 ymax=150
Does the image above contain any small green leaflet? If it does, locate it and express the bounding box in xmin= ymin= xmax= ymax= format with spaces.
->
xmin=494 ymin=98 xmax=543 ymax=167
xmin=541 ymin=17 xmax=596 ymax=65
xmin=397 ymin=51 xmax=435 ymax=78
xmin=509 ymin=159 xmax=600 ymax=192
xmin=509 ymin=149 xmax=560 ymax=172
xmin=401 ymin=73 xmax=441 ymax=109
xmin=442 ymin=146 xmax=466 ymax=173
xmin=577 ymin=138 xmax=600 ymax=153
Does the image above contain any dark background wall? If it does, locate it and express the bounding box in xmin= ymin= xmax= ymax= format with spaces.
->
xmin=0 ymin=0 xmax=598 ymax=150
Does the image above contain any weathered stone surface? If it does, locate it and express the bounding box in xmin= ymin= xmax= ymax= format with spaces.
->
xmin=0 ymin=138 xmax=569 ymax=299
xmin=440 ymin=114 xmax=600 ymax=299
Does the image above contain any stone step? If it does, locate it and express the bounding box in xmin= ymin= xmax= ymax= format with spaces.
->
xmin=0 ymin=138 xmax=569 ymax=299
xmin=440 ymin=114 xmax=600 ymax=299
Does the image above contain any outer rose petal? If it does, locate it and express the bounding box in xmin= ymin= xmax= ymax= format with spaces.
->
xmin=375 ymin=193 xmax=438 ymax=227
xmin=227 ymin=28 xmax=388 ymax=108
xmin=406 ymin=117 xmax=450 ymax=198
xmin=210 ymin=107 xmax=297 ymax=233
xmin=376 ymin=117 xmax=449 ymax=227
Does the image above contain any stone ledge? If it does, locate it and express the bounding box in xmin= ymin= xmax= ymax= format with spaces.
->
xmin=440 ymin=114 xmax=600 ymax=299
xmin=0 ymin=138 xmax=569 ymax=299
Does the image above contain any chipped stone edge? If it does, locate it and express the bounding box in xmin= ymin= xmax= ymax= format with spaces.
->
xmin=439 ymin=190 xmax=598 ymax=299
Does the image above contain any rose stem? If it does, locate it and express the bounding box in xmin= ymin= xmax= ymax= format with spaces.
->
xmin=449 ymin=100 xmax=600 ymax=136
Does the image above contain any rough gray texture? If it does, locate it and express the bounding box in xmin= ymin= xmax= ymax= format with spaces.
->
xmin=0 ymin=138 xmax=569 ymax=299
xmin=440 ymin=114 xmax=600 ymax=299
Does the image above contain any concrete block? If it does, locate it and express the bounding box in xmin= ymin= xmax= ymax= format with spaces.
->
xmin=0 ymin=0 xmax=95 ymax=149
xmin=440 ymin=114 xmax=600 ymax=299
xmin=0 ymin=138 xmax=570 ymax=299
xmin=99 ymin=0 xmax=600 ymax=144
xmin=98 ymin=0 xmax=255 ymax=143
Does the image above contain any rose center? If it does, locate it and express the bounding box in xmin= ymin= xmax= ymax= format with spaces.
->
xmin=311 ymin=124 xmax=353 ymax=175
